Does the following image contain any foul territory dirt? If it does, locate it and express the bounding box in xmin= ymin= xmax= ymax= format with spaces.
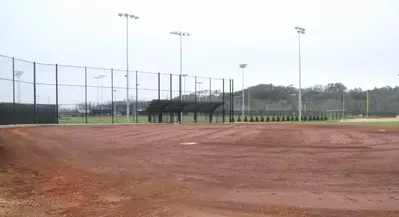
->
xmin=1 ymin=124 xmax=399 ymax=217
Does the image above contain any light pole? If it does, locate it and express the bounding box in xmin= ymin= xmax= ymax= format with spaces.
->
xmin=14 ymin=71 xmax=23 ymax=103
xmin=93 ymin=75 xmax=106 ymax=108
xmin=239 ymin=64 xmax=247 ymax=119
xmin=182 ymin=74 xmax=188 ymax=100
xmin=170 ymin=31 xmax=190 ymax=123
xmin=36 ymin=95 xmax=40 ymax=103
xmin=170 ymin=31 xmax=190 ymax=77
xmin=248 ymin=89 xmax=251 ymax=117
xmin=196 ymin=81 xmax=202 ymax=102
xmin=113 ymin=89 xmax=117 ymax=116
xmin=118 ymin=12 xmax=139 ymax=121
xmin=135 ymin=83 xmax=139 ymax=121
xmin=295 ymin=26 xmax=306 ymax=122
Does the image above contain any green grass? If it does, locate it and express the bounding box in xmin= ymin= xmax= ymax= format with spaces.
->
xmin=58 ymin=115 xmax=226 ymax=124
xmin=233 ymin=118 xmax=399 ymax=127
xmin=58 ymin=116 xmax=398 ymax=127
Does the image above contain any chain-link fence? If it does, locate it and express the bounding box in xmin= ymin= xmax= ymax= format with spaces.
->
xmin=0 ymin=54 xmax=234 ymax=125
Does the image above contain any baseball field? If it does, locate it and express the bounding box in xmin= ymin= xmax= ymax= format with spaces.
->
xmin=0 ymin=122 xmax=399 ymax=216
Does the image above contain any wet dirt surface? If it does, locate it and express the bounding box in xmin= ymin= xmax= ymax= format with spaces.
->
xmin=1 ymin=124 xmax=399 ymax=216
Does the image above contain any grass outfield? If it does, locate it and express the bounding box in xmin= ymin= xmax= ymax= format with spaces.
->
xmin=58 ymin=115 xmax=226 ymax=124
xmin=58 ymin=116 xmax=398 ymax=127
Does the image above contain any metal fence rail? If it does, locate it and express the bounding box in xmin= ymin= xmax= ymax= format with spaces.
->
xmin=0 ymin=54 xmax=235 ymax=125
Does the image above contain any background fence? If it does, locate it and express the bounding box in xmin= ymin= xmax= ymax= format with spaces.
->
xmin=0 ymin=54 xmax=235 ymax=125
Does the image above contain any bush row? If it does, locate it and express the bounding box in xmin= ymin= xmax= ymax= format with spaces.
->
xmin=232 ymin=115 xmax=328 ymax=122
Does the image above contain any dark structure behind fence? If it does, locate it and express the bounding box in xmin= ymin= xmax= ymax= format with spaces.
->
xmin=0 ymin=103 xmax=57 ymax=125
xmin=0 ymin=54 xmax=235 ymax=125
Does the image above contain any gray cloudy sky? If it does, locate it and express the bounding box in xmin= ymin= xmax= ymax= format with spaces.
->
xmin=1 ymin=0 xmax=399 ymax=105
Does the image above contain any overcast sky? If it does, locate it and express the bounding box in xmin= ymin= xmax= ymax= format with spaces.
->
xmin=1 ymin=0 xmax=399 ymax=104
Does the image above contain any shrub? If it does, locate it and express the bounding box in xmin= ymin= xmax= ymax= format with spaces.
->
xmin=286 ymin=116 xmax=291 ymax=121
xmin=271 ymin=116 xmax=276 ymax=122
xmin=266 ymin=116 xmax=270 ymax=122
xmin=231 ymin=116 xmax=235 ymax=122
xmin=260 ymin=116 xmax=265 ymax=122
xmin=295 ymin=116 xmax=299 ymax=121
xmin=237 ymin=116 xmax=242 ymax=122
xmin=244 ymin=116 xmax=248 ymax=122
xmin=282 ymin=116 xmax=286 ymax=121
xmin=255 ymin=116 xmax=259 ymax=122
xmin=303 ymin=116 xmax=307 ymax=121
xmin=324 ymin=116 xmax=328 ymax=121
xmin=276 ymin=116 xmax=280 ymax=122
xmin=250 ymin=116 xmax=254 ymax=122
xmin=316 ymin=116 xmax=320 ymax=121
xmin=308 ymin=116 xmax=313 ymax=121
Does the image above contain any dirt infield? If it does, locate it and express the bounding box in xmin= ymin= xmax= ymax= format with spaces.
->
xmin=1 ymin=124 xmax=399 ymax=217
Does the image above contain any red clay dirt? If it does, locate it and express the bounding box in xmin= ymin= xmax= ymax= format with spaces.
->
xmin=0 ymin=124 xmax=399 ymax=217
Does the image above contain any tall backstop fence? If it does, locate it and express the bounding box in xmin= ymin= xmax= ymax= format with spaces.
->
xmin=0 ymin=54 xmax=235 ymax=125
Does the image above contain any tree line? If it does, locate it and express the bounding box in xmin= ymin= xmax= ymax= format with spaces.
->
xmin=231 ymin=83 xmax=399 ymax=115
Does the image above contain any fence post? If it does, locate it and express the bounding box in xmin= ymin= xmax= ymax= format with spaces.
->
xmin=85 ymin=67 xmax=88 ymax=124
xmin=12 ymin=58 xmax=15 ymax=124
xmin=209 ymin=77 xmax=212 ymax=123
xmin=170 ymin=73 xmax=173 ymax=123
xmin=194 ymin=76 xmax=197 ymax=123
xmin=111 ymin=68 xmax=114 ymax=124
xmin=135 ymin=71 xmax=138 ymax=124
xmin=56 ymin=64 xmax=59 ymax=124
xmin=222 ymin=78 xmax=225 ymax=123
xmin=33 ymin=62 xmax=37 ymax=124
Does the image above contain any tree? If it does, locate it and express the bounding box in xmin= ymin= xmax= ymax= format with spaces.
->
xmin=286 ymin=116 xmax=291 ymax=121
xmin=255 ymin=116 xmax=259 ymax=122
xmin=237 ymin=116 xmax=242 ymax=122
xmin=276 ymin=116 xmax=280 ymax=122
xmin=266 ymin=116 xmax=270 ymax=122
xmin=272 ymin=116 xmax=275 ymax=122
xmin=244 ymin=116 xmax=248 ymax=122
xmin=282 ymin=116 xmax=286 ymax=121
xmin=250 ymin=116 xmax=254 ymax=122
xmin=260 ymin=116 xmax=265 ymax=122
